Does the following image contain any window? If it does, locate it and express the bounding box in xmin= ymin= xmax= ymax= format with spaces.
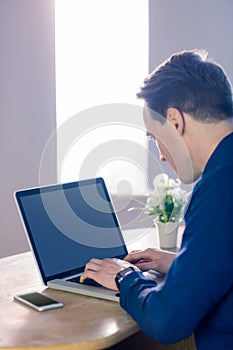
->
xmin=55 ymin=0 xmax=149 ymax=195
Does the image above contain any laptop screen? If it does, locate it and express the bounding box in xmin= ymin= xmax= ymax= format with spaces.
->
xmin=15 ymin=178 xmax=128 ymax=284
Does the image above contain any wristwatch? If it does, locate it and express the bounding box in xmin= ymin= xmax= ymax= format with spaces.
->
xmin=115 ymin=266 xmax=140 ymax=290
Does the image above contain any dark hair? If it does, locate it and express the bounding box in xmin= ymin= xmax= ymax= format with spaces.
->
xmin=137 ymin=49 xmax=233 ymax=122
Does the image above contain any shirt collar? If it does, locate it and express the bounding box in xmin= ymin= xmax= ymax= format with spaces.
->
xmin=203 ymin=132 xmax=233 ymax=176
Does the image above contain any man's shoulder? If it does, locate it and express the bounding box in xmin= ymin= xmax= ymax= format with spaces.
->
xmin=187 ymin=162 xmax=233 ymax=215
xmin=196 ymin=161 xmax=233 ymax=193
xmin=184 ymin=160 xmax=233 ymax=242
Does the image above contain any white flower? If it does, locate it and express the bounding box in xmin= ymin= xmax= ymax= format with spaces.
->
xmin=152 ymin=187 xmax=164 ymax=206
xmin=169 ymin=188 xmax=183 ymax=200
xmin=168 ymin=178 xmax=180 ymax=189
xmin=130 ymin=173 xmax=190 ymax=223
xmin=153 ymin=173 xmax=169 ymax=189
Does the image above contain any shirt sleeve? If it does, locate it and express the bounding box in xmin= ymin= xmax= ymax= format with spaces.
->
xmin=119 ymin=170 xmax=233 ymax=344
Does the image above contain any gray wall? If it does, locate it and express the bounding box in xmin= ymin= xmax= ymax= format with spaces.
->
xmin=148 ymin=0 xmax=233 ymax=185
xmin=0 ymin=0 xmax=56 ymax=258
xmin=149 ymin=0 xmax=233 ymax=82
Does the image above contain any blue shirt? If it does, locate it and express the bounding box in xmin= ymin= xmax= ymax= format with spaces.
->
xmin=119 ymin=132 xmax=233 ymax=350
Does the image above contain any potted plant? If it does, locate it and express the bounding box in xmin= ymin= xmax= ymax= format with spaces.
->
xmin=129 ymin=174 xmax=190 ymax=249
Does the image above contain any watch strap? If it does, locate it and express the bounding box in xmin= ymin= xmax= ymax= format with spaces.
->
xmin=115 ymin=266 xmax=140 ymax=290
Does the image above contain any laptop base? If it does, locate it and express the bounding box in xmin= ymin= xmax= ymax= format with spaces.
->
xmin=48 ymin=279 xmax=120 ymax=302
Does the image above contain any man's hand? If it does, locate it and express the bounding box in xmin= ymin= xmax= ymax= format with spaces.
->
xmin=80 ymin=258 xmax=134 ymax=291
xmin=124 ymin=248 xmax=176 ymax=274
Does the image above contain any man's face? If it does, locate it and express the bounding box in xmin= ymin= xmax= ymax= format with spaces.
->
xmin=143 ymin=108 xmax=194 ymax=184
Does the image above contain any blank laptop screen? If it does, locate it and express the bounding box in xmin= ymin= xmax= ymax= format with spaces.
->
xmin=15 ymin=178 xmax=127 ymax=283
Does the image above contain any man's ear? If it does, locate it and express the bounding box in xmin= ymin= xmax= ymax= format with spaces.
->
xmin=166 ymin=108 xmax=185 ymax=136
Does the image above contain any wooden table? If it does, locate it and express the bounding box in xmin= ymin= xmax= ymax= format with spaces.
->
xmin=0 ymin=227 xmax=196 ymax=350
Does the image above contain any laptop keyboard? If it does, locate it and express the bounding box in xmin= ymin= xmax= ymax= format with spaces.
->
xmin=67 ymin=275 xmax=102 ymax=288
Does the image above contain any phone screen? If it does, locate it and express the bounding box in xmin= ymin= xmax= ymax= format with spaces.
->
xmin=14 ymin=292 xmax=64 ymax=311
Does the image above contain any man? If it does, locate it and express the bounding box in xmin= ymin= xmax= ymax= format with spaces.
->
xmin=81 ymin=50 xmax=233 ymax=349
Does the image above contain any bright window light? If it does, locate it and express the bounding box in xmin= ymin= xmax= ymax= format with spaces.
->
xmin=55 ymin=0 xmax=149 ymax=195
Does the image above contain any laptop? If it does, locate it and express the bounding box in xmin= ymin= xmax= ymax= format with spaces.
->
xmin=15 ymin=178 xmax=128 ymax=302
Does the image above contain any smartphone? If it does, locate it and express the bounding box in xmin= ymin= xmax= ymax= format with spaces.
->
xmin=13 ymin=292 xmax=64 ymax=311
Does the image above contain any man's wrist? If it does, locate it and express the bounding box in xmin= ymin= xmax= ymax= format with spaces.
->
xmin=115 ymin=266 xmax=140 ymax=290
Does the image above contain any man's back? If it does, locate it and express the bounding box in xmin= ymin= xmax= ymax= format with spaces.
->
xmin=183 ymin=132 xmax=233 ymax=349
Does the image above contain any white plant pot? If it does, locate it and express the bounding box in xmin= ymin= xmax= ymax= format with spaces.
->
xmin=154 ymin=220 xmax=179 ymax=249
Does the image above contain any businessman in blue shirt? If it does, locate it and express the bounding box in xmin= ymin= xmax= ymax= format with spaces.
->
xmin=81 ymin=50 xmax=233 ymax=350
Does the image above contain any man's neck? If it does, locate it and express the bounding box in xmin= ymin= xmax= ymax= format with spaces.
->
xmin=184 ymin=115 xmax=233 ymax=177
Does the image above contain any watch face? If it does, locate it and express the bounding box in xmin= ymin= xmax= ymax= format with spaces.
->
xmin=118 ymin=267 xmax=135 ymax=278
